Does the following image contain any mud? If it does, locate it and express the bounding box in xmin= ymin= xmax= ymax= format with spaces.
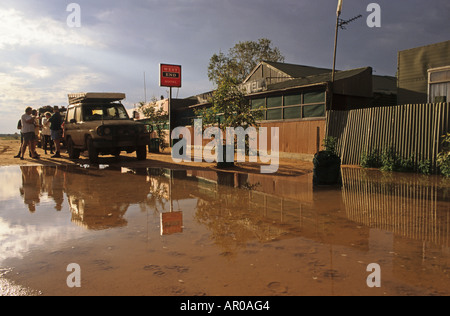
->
xmin=0 ymin=163 xmax=449 ymax=296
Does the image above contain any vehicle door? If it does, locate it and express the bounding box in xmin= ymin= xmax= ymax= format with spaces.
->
xmin=65 ymin=105 xmax=83 ymax=146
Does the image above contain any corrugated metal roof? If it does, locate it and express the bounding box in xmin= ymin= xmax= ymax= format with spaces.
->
xmin=264 ymin=61 xmax=332 ymax=78
xmin=373 ymin=75 xmax=397 ymax=94
xmin=243 ymin=61 xmax=332 ymax=83
xmin=267 ymin=67 xmax=371 ymax=91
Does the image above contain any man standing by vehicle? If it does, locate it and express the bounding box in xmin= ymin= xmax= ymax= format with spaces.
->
xmin=49 ymin=106 xmax=63 ymax=158
xmin=20 ymin=107 xmax=40 ymax=160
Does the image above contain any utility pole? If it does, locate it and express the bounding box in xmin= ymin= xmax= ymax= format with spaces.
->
xmin=331 ymin=0 xmax=362 ymax=110
xmin=332 ymin=0 xmax=343 ymax=85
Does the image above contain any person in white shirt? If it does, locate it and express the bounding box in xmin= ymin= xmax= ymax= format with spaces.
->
xmin=42 ymin=112 xmax=54 ymax=155
xmin=20 ymin=107 xmax=40 ymax=160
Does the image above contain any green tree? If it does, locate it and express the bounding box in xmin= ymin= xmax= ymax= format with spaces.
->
xmin=194 ymin=76 xmax=264 ymax=164
xmin=139 ymin=97 xmax=169 ymax=152
xmin=208 ymin=38 xmax=285 ymax=85
xmin=195 ymin=76 xmax=263 ymax=130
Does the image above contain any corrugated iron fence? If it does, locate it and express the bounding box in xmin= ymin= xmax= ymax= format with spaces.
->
xmin=326 ymin=103 xmax=450 ymax=167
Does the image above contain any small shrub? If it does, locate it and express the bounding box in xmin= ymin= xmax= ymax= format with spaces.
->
xmin=397 ymin=155 xmax=416 ymax=173
xmin=361 ymin=149 xmax=382 ymax=168
xmin=380 ymin=147 xmax=398 ymax=172
xmin=417 ymin=160 xmax=432 ymax=175
xmin=437 ymin=133 xmax=450 ymax=177
xmin=323 ymin=136 xmax=338 ymax=156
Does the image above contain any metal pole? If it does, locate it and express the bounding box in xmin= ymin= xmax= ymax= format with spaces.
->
xmin=332 ymin=13 xmax=340 ymax=84
xmin=169 ymin=87 xmax=172 ymax=147
xmin=330 ymin=12 xmax=341 ymax=111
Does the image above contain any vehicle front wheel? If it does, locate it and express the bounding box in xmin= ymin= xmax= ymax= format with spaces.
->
xmin=67 ymin=137 xmax=81 ymax=159
xmin=136 ymin=145 xmax=147 ymax=161
xmin=87 ymin=137 xmax=99 ymax=164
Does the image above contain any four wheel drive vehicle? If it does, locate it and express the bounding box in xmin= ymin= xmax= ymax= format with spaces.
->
xmin=64 ymin=92 xmax=151 ymax=163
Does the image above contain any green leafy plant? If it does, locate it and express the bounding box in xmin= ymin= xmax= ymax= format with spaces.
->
xmin=195 ymin=76 xmax=263 ymax=130
xmin=437 ymin=133 xmax=450 ymax=177
xmin=360 ymin=143 xmax=442 ymax=176
xmin=380 ymin=146 xmax=398 ymax=172
xmin=360 ymin=149 xmax=382 ymax=168
xmin=323 ymin=136 xmax=339 ymax=157
xmin=417 ymin=159 xmax=432 ymax=175
xmin=208 ymin=38 xmax=285 ymax=85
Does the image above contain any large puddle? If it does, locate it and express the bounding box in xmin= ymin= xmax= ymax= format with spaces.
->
xmin=0 ymin=165 xmax=449 ymax=296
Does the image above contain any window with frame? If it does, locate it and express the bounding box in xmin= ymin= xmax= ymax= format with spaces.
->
xmin=251 ymin=89 xmax=326 ymax=121
xmin=75 ymin=106 xmax=82 ymax=122
xmin=428 ymin=66 xmax=450 ymax=103
xmin=66 ymin=108 xmax=76 ymax=123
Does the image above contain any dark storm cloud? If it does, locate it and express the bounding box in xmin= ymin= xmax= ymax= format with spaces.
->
xmin=0 ymin=0 xmax=449 ymax=133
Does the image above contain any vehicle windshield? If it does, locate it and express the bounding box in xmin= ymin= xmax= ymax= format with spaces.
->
xmin=83 ymin=103 xmax=130 ymax=121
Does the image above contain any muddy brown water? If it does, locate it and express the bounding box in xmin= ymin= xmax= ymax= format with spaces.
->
xmin=0 ymin=165 xmax=449 ymax=296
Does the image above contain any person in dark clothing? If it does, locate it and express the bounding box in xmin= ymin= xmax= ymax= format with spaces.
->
xmin=49 ymin=106 xmax=63 ymax=158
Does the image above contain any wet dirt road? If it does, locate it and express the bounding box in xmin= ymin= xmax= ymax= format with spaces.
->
xmin=0 ymin=165 xmax=449 ymax=296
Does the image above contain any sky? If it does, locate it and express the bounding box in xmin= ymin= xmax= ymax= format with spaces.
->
xmin=0 ymin=0 xmax=449 ymax=134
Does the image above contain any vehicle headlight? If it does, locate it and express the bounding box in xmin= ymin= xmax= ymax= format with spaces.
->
xmin=97 ymin=126 xmax=112 ymax=136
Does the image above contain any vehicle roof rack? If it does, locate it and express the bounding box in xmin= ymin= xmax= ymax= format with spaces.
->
xmin=68 ymin=92 xmax=126 ymax=105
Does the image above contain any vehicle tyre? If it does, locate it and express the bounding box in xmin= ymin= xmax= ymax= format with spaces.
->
xmin=67 ymin=137 xmax=81 ymax=159
xmin=87 ymin=137 xmax=99 ymax=164
xmin=113 ymin=149 xmax=121 ymax=157
xmin=136 ymin=145 xmax=147 ymax=161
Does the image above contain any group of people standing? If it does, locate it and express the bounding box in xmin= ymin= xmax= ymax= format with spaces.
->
xmin=15 ymin=106 xmax=63 ymax=160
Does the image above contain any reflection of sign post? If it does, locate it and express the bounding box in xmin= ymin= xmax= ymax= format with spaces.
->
xmin=160 ymin=212 xmax=183 ymax=236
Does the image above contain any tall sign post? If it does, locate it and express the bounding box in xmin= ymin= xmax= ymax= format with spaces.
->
xmin=159 ymin=64 xmax=182 ymax=147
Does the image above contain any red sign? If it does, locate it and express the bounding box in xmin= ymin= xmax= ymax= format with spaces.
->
xmin=160 ymin=64 xmax=182 ymax=88
xmin=160 ymin=212 xmax=183 ymax=235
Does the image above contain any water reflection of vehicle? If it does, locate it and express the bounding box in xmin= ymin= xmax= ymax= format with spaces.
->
xmin=63 ymin=167 xmax=154 ymax=230
xmin=18 ymin=166 xmax=154 ymax=230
